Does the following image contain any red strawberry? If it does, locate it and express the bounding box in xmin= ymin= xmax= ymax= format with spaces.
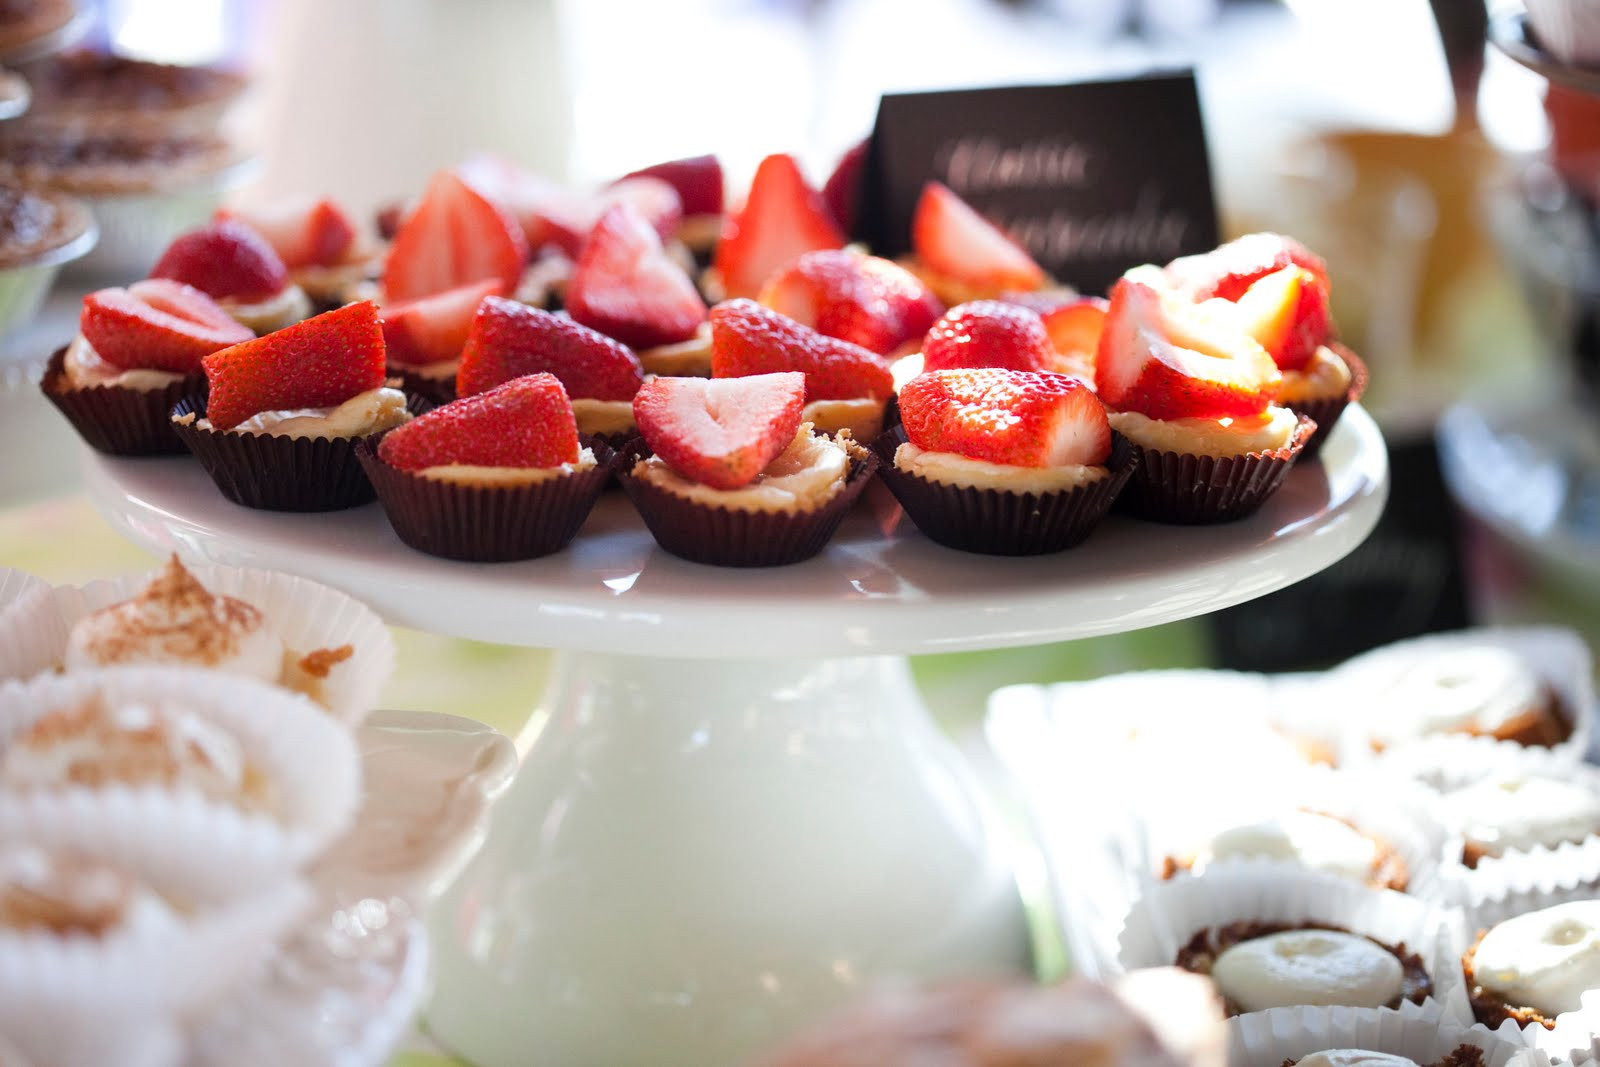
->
xmin=150 ymin=221 xmax=289 ymax=303
xmin=758 ymin=249 xmax=942 ymax=356
xmin=710 ymin=298 xmax=893 ymax=402
xmin=911 ymin=181 xmax=1045 ymax=296
xmin=378 ymin=373 xmax=578 ymax=471
xmin=899 ymin=368 xmax=1110 ymax=468
xmin=380 ymin=278 xmax=505 ymax=367
xmin=620 ymin=153 xmax=723 ymax=218
xmin=1095 ymin=275 xmax=1281 ymax=420
xmin=215 ymin=198 xmax=358 ymax=269
xmin=456 ymin=296 xmax=643 ymax=401
xmin=455 ymin=152 xmax=591 ymax=255
xmin=821 ymin=138 xmax=868 ymax=235
xmin=632 ymin=371 xmax=805 ymax=490
xmin=202 ymin=301 xmax=387 ymax=431
xmin=1230 ymin=266 xmax=1331 ymax=371
xmin=383 ymin=170 xmax=528 ymax=303
xmin=80 ymin=279 xmax=253 ymax=374
xmin=920 ymin=300 xmax=1054 ymax=374
xmin=713 ymin=153 xmax=844 ymax=300
xmin=1166 ymin=232 xmax=1328 ymax=302
xmin=1041 ymin=297 xmax=1108 ymax=361
xmin=595 ymin=176 xmax=683 ymax=242
xmin=566 ymin=203 xmax=706 ymax=348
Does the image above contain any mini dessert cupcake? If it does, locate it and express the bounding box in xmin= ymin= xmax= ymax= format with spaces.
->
xmin=379 ymin=278 xmax=504 ymax=405
xmin=358 ymin=373 xmax=612 ymax=562
xmin=1461 ymin=899 xmax=1600 ymax=1030
xmin=710 ymin=297 xmax=895 ymax=441
xmin=169 ymin=300 xmax=414 ymax=511
xmin=758 ymin=248 xmax=943 ymax=361
xmin=620 ymin=371 xmax=875 ymax=567
xmin=874 ymin=367 xmax=1134 ymax=555
xmin=710 ymin=152 xmax=844 ymax=302
xmin=1447 ymin=770 xmax=1600 ymax=869
xmin=149 ymin=219 xmax=311 ymax=334
xmin=1096 ymin=269 xmax=1312 ymax=524
xmin=21 ymin=50 xmax=247 ymax=137
xmin=565 ymin=202 xmax=707 ymax=353
xmin=216 ymin=196 xmax=373 ymax=312
xmin=1163 ymin=810 xmax=1411 ymax=893
xmin=0 ymin=183 xmax=95 ymax=333
xmin=456 ymin=296 xmax=644 ymax=450
xmin=41 ymin=277 xmax=251 ymax=455
xmin=904 ymin=180 xmax=1048 ymax=306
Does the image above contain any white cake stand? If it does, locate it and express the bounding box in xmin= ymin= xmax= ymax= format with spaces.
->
xmin=82 ymin=406 xmax=1388 ymax=1067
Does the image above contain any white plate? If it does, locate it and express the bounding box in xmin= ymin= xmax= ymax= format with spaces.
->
xmin=83 ymin=406 xmax=1388 ymax=658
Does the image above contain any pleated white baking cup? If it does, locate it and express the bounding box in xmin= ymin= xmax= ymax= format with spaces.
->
xmin=0 ymin=668 xmax=361 ymax=903
xmin=1228 ymin=1002 xmax=1544 ymax=1067
xmin=1115 ymin=861 xmax=1471 ymax=1024
xmin=1133 ymin=764 xmax=1460 ymax=901
xmin=50 ymin=560 xmax=395 ymax=727
xmin=0 ymin=568 xmax=65 ymax=684
xmin=1321 ymin=627 xmax=1595 ymax=773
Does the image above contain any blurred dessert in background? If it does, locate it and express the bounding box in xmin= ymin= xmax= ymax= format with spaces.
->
xmin=19 ymin=48 xmax=246 ymax=136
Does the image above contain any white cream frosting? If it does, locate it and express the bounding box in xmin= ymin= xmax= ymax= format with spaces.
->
xmin=1451 ymin=775 xmax=1600 ymax=858
xmin=1280 ymin=345 xmax=1353 ymax=405
xmin=1473 ymin=900 xmax=1600 ymax=1017
xmin=220 ymin=386 xmax=410 ymax=439
xmin=1210 ymin=929 xmax=1405 ymax=1011
xmin=1295 ymin=1053 xmax=1420 ymax=1067
xmin=1194 ymin=811 xmax=1379 ymax=882
xmin=894 ymin=442 xmax=1107 ymax=494
xmin=62 ymin=335 xmax=185 ymax=392
xmin=1365 ymin=646 xmax=1546 ymax=742
xmin=1110 ymin=406 xmax=1298 ymax=458
xmin=419 ymin=447 xmax=598 ymax=487
xmin=221 ymin=284 xmax=312 ymax=335
xmin=637 ymin=426 xmax=847 ymax=512
xmin=571 ymin=398 xmax=636 ymax=437
xmin=803 ymin=398 xmax=883 ymax=443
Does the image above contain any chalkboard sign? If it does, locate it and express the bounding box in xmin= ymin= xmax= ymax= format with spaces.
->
xmin=862 ymin=72 xmax=1220 ymax=296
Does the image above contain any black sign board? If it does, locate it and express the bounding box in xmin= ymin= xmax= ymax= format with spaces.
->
xmin=862 ymin=72 xmax=1220 ymax=296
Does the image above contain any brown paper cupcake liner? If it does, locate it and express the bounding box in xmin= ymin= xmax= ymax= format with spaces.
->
xmin=39 ymin=346 xmax=201 ymax=457
xmin=389 ymin=363 xmax=458 ymax=407
xmin=869 ymin=428 xmax=1137 ymax=556
xmin=1291 ymin=345 xmax=1369 ymax=460
xmin=583 ymin=430 xmax=641 ymax=491
xmin=356 ymin=437 xmax=616 ymax=562
xmin=169 ymin=393 xmax=429 ymax=513
xmin=618 ymin=438 xmax=879 ymax=567
xmin=1114 ymin=413 xmax=1316 ymax=525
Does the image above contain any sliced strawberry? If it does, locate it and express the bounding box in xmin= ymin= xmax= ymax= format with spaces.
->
xmin=456 ymin=296 xmax=643 ymax=402
xmin=1165 ymin=232 xmax=1328 ymax=302
xmin=899 ymin=368 xmax=1110 ymax=468
xmin=596 ymin=176 xmax=683 ymax=242
xmin=456 ymin=152 xmax=592 ymax=255
xmin=383 ymin=170 xmax=528 ymax=303
xmin=1041 ymin=297 xmax=1108 ymax=362
xmin=620 ymin=153 xmax=723 ymax=218
xmin=202 ymin=301 xmax=387 ymax=431
xmin=710 ymin=298 xmax=893 ymax=402
xmin=149 ymin=221 xmax=289 ymax=303
xmin=380 ymin=278 xmax=505 ymax=367
xmin=920 ymin=300 xmax=1054 ymax=374
xmin=713 ymin=153 xmax=845 ymax=300
xmin=759 ymin=249 xmax=942 ymax=356
xmin=821 ymin=138 xmax=868 ymax=236
xmin=1095 ymin=276 xmax=1281 ymax=420
xmin=566 ymin=203 xmax=706 ymax=348
xmin=378 ymin=373 xmax=578 ymax=471
xmin=1230 ymin=266 xmax=1331 ymax=371
xmin=80 ymin=280 xmax=253 ymax=374
xmin=911 ymin=181 xmax=1045 ymax=296
xmin=216 ymin=198 xmax=358 ymax=269
xmin=632 ymin=371 xmax=805 ymax=490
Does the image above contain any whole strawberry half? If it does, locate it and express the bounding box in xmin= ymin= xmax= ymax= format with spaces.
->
xmin=202 ymin=300 xmax=388 ymax=431
xmin=456 ymin=296 xmax=643 ymax=402
xmin=621 ymin=153 xmax=723 ymax=218
xmin=710 ymin=298 xmax=893 ymax=402
xmin=1166 ymin=232 xmax=1328 ymax=302
xmin=566 ymin=203 xmax=706 ymax=349
xmin=1095 ymin=274 xmax=1281 ymax=421
xmin=381 ymin=278 xmax=505 ymax=367
xmin=216 ymin=197 xmax=358 ymax=270
xmin=920 ymin=300 xmax=1054 ymax=374
xmin=713 ymin=153 xmax=844 ymax=300
xmin=911 ymin=181 xmax=1045 ymax=296
xmin=378 ymin=373 xmax=579 ymax=471
xmin=150 ymin=220 xmax=290 ymax=304
xmin=384 ymin=170 xmax=529 ymax=303
xmin=899 ymin=368 xmax=1110 ymax=468
xmin=632 ymin=371 xmax=805 ymax=491
xmin=1229 ymin=265 xmax=1331 ymax=371
xmin=759 ymin=249 xmax=942 ymax=355
xmin=80 ymin=278 xmax=253 ymax=374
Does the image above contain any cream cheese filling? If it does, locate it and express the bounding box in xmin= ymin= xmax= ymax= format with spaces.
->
xmin=1110 ymin=405 xmax=1297 ymax=458
xmin=894 ymin=442 xmax=1106 ymax=494
xmin=199 ymin=386 xmax=410 ymax=439
xmin=572 ymin=398 xmax=637 ymax=437
xmin=636 ymin=426 xmax=848 ymax=513
xmin=1280 ymin=345 xmax=1353 ymax=405
xmin=418 ymin=447 xmax=597 ymax=487
xmin=222 ymin=284 xmax=313 ymax=335
xmin=637 ymin=322 xmax=712 ymax=377
xmin=63 ymin=335 xmax=185 ymax=392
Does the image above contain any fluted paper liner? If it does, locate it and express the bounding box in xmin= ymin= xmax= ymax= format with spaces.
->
xmin=1229 ymin=1003 xmax=1542 ymax=1067
xmin=1292 ymin=345 xmax=1368 ymax=461
xmin=39 ymin=345 xmax=199 ymax=456
xmin=45 ymin=562 xmax=395 ymax=727
xmin=0 ymin=668 xmax=361 ymax=902
xmin=0 ymin=568 xmax=63 ymax=683
xmin=1115 ymin=412 xmax=1316 ymax=525
xmin=869 ymin=427 xmax=1136 ymax=555
xmin=619 ymin=439 xmax=878 ymax=568
xmin=1115 ymin=862 xmax=1470 ymax=1024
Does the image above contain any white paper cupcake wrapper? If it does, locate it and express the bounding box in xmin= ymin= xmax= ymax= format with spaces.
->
xmin=1115 ymin=861 xmax=1471 ymax=1024
xmin=0 ymin=568 xmax=64 ymax=684
xmin=0 ymin=667 xmax=361 ymax=902
xmin=48 ymin=560 xmax=395 ymax=727
xmin=1229 ymin=1003 xmax=1544 ymax=1067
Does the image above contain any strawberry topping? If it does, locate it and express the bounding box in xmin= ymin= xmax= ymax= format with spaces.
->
xmin=911 ymin=181 xmax=1045 ymax=296
xmin=149 ymin=220 xmax=289 ymax=303
xmin=713 ymin=153 xmax=844 ymax=300
xmin=758 ymin=249 xmax=942 ymax=355
xmin=632 ymin=371 xmax=806 ymax=491
xmin=215 ymin=198 xmax=358 ymax=270
xmin=456 ymin=296 xmax=643 ymax=402
xmin=1229 ymin=265 xmax=1332 ymax=372
xmin=920 ymin=300 xmax=1054 ymax=374
xmin=383 ymin=170 xmax=528 ymax=303
xmin=79 ymin=279 xmax=252 ymax=374
xmin=1165 ymin=232 xmax=1328 ymax=302
xmin=378 ymin=373 xmax=579 ymax=471
xmin=380 ymin=278 xmax=505 ymax=367
xmin=710 ymin=298 xmax=893 ymax=402
xmin=899 ymin=368 xmax=1110 ymax=468
xmin=621 ymin=154 xmax=723 ymax=218
xmin=566 ymin=203 xmax=706 ymax=348
xmin=1041 ymin=297 xmax=1108 ymax=365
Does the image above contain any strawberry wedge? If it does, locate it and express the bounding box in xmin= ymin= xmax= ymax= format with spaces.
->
xmin=566 ymin=203 xmax=706 ymax=348
xmin=632 ymin=372 xmax=805 ymax=490
xmin=384 ymin=170 xmax=528 ymax=303
xmin=899 ymin=368 xmax=1110 ymax=468
xmin=80 ymin=279 xmax=253 ymax=374
xmin=380 ymin=278 xmax=505 ymax=367
xmin=714 ymin=153 xmax=844 ymax=300
xmin=912 ymin=181 xmax=1045 ymax=296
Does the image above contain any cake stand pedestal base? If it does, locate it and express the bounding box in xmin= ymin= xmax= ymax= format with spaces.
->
xmin=424 ymin=651 xmax=1032 ymax=1067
